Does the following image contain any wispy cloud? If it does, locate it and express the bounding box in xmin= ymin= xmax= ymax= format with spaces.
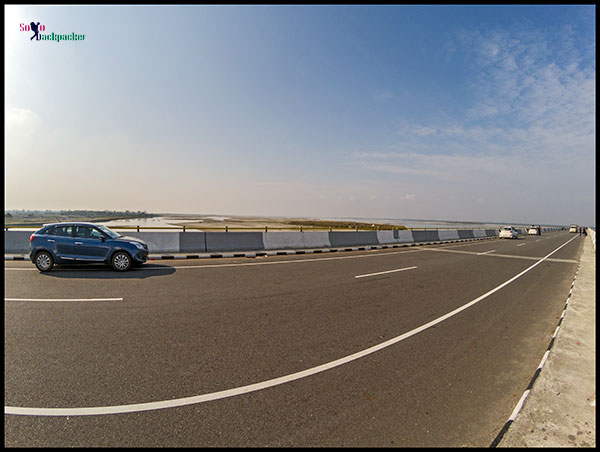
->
xmin=352 ymin=22 xmax=595 ymax=191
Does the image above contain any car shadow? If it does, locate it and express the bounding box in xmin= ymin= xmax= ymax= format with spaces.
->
xmin=39 ymin=263 xmax=176 ymax=279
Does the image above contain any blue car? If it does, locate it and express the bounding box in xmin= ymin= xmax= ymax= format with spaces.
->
xmin=29 ymin=222 xmax=148 ymax=272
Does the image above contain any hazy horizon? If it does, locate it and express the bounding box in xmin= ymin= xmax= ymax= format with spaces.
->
xmin=5 ymin=5 xmax=596 ymax=227
xmin=4 ymin=208 xmax=573 ymax=228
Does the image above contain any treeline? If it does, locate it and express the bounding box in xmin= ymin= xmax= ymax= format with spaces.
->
xmin=6 ymin=209 xmax=154 ymax=217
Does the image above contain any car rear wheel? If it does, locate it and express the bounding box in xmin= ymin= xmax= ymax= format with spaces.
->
xmin=111 ymin=251 xmax=132 ymax=272
xmin=35 ymin=251 xmax=54 ymax=272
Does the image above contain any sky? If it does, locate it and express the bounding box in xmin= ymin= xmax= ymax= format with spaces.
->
xmin=4 ymin=5 xmax=596 ymax=226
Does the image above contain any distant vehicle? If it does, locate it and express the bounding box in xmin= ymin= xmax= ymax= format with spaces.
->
xmin=528 ymin=225 xmax=541 ymax=236
xmin=499 ymin=226 xmax=519 ymax=239
xmin=569 ymin=224 xmax=578 ymax=233
xmin=29 ymin=222 xmax=148 ymax=272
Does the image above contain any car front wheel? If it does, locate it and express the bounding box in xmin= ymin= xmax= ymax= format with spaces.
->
xmin=35 ymin=251 xmax=54 ymax=272
xmin=111 ymin=251 xmax=132 ymax=272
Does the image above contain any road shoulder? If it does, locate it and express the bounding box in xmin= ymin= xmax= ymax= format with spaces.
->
xmin=497 ymin=235 xmax=596 ymax=447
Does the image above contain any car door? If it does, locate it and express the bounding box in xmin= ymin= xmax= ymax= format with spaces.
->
xmin=46 ymin=224 xmax=76 ymax=260
xmin=73 ymin=225 xmax=111 ymax=261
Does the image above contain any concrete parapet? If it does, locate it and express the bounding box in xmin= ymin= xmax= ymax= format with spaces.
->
xmin=472 ymin=229 xmax=487 ymax=238
xmin=4 ymin=231 xmax=33 ymax=254
xmin=5 ymin=228 xmax=499 ymax=255
xmin=205 ymin=231 xmax=264 ymax=252
xmin=394 ymin=230 xmax=415 ymax=243
xmin=376 ymin=230 xmax=396 ymax=244
xmin=329 ymin=231 xmax=379 ymax=247
xmin=587 ymin=228 xmax=595 ymax=251
xmin=127 ymin=231 xmax=180 ymax=253
xmin=438 ymin=229 xmax=460 ymax=240
xmin=458 ymin=229 xmax=475 ymax=239
xmin=179 ymin=231 xmax=207 ymax=253
xmin=264 ymin=231 xmax=329 ymax=250
xmin=411 ymin=230 xmax=440 ymax=242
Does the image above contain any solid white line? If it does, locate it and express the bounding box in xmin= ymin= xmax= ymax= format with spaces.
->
xmin=4 ymin=248 xmax=426 ymax=272
xmin=477 ymin=250 xmax=496 ymax=255
xmin=4 ymin=234 xmax=579 ymax=417
xmin=5 ymin=298 xmax=123 ymax=302
xmin=509 ymin=390 xmax=531 ymax=421
xmin=355 ymin=266 xmax=417 ymax=278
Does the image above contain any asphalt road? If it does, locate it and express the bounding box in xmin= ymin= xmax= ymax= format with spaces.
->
xmin=4 ymin=231 xmax=584 ymax=447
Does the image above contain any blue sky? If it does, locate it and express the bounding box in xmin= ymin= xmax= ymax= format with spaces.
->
xmin=5 ymin=5 xmax=596 ymax=226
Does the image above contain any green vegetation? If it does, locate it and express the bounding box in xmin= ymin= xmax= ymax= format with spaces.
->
xmin=4 ymin=210 xmax=157 ymax=227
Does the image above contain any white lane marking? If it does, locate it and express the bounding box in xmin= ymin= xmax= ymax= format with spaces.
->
xmin=4 ymin=234 xmax=579 ymax=417
xmin=3 ymin=248 xmax=427 ymax=272
xmin=517 ymin=243 xmax=526 ymax=247
xmin=5 ymin=298 xmax=123 ymax=302
xmin=355 ymin=266 xmax=417 ymax=279
xmin=477 ymin=250 xmax=496 ymax=255
xmin=426 ymin=248 xmax=577 ymax=263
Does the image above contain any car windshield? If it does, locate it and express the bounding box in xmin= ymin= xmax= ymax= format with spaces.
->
xmin=96 ymin=225 xmax=121 ymax=239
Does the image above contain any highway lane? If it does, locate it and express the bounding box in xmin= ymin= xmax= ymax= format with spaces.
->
xmin=4 ymin=231 xmax=584 ymax=446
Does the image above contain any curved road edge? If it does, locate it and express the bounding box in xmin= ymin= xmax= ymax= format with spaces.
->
xmin=496 ymin=232 xmax=596 ymax=447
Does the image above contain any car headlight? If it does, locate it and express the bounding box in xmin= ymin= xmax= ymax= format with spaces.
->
xmin=129 ymin=241 xmax=145 ymax=250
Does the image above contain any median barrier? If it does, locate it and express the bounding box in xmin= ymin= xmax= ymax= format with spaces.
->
xmin=329 ymin=231 xmax=380 ymax=247
xmin=394 ymin=229 xmax=415 ymax=243
xmin=263 ymin=231 xmax=330 ymax=250
xmin=457 ymin=229 xmax=475 ymax=239
xmin=473 ymin=229 xmax=487 ymax=238
xmin=376 ymin=230 xmax=396 ymax=244
xmin=4 ymin=231 xmax=33 ymax=254
xmin=179 ymin=231 xmax=207 ymax=252
xmin=127 ymin=231 xmax=180 ymax=253
xmin=411 ymin=230 xmax=440 ymax=242
xmin=205 ymin=231 xmax=264 ymax=252
xmin=4 ymin=228 xmax=498 ymax=255
xmin=438 ymin=229 xmax=460 ymax=240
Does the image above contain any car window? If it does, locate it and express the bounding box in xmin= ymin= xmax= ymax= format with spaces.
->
xmin=96 ymin=225 xmax=121 ymax=239
xmin=50 ymin=225 xmax=73 ymax=237
xmin=74 ymin=225 xmax=102 ymax=239
xmin=89 ymin=228 xmax=105 ymax=239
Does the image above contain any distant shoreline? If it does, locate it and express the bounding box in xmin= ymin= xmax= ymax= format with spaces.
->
xmin=4 ymin=211 xmax=565 ymax=230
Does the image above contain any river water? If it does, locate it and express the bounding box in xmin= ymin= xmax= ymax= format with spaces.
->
xmin=8 ymin=215 xmax=546 ymax=231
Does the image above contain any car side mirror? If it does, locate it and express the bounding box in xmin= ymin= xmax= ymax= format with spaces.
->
xmin=99 ymin=236 xmax=105 ymax=242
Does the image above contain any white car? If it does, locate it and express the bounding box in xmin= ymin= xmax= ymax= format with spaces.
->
xmin=528 ymin=226 xmax=540 ymax=235
xmin=569 ymin=224 xmax=578 ymax=233
xmin=499 ymin=226 xmax=519 ymax=239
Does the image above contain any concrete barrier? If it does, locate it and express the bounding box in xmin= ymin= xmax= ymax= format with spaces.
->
xmin=4 ymin=231 xmax=33 ymax=254
xmin=438 ymin=229 xmax=460 ymax=240
xmin=179 ymin=231 xmax=207 ymax=253
xmin=329 ymin=231 xmax=379 ymax=247
xmin=264 ymin=231 xmax=329 ymax=250
xmin=587 ymin=228 xmax=596 ymax=251
xmin=4 ymin=228 xmax=497 ymax=255
xmin=206 ymin=231 xmax=264 ymax=252
xmin=394 ymin=230 xmax=415 ymax=243
xmin=411 ymin=230 xmax=440 ymax=242
xmin=458 ymin=229 xmax=475 ymax=239
xmin=126 ymin=231 xmax=180 ymax=253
